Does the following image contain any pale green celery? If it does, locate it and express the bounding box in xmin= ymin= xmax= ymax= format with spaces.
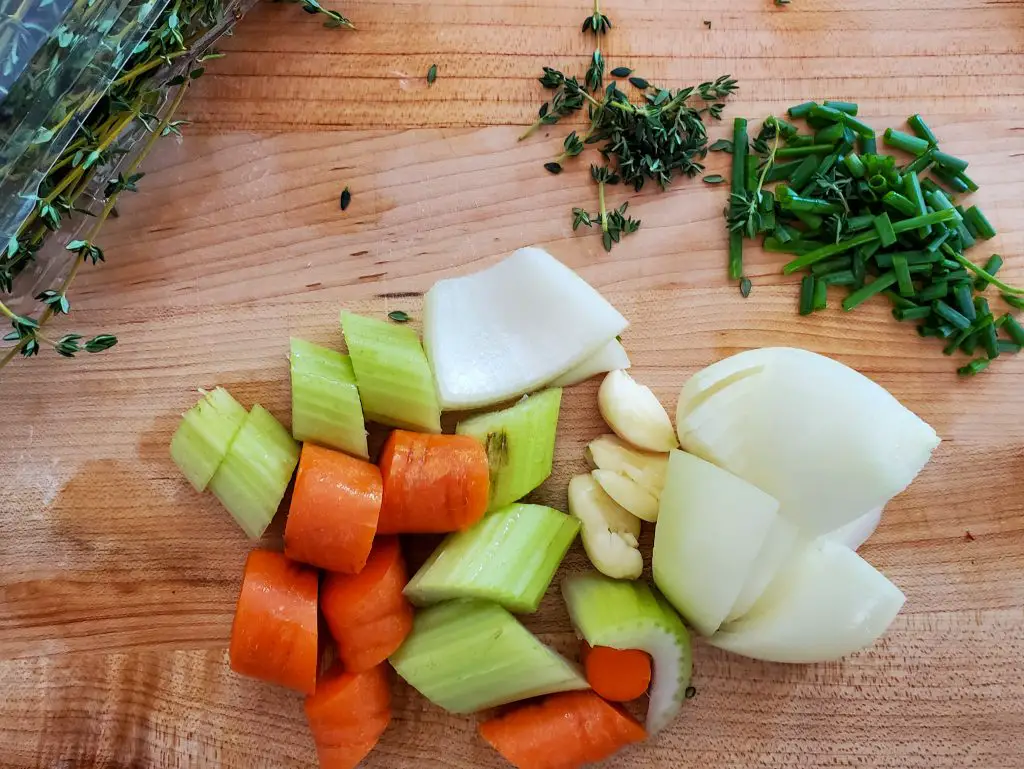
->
xmin=456 ymin=388 xmax=562 ymax=510
xmin=208 ymin=405 xmax=300 ymax=539
xmin=340 ymin=311 xmax=441 ymax=433
xmin=404 ymin=503 xmax=579 ymax=613
xmin=562 ymin=572 xmax=693 ymax=735
xmin=389 ymin=599 xmax=588 ymax=713
xmin=290 ymin=338 xmax=368 ymax=458
xmin=170 ymin=387 xmax=248 ymax=492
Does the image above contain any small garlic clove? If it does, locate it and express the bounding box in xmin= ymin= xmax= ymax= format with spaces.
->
xmin=568 ymin=474 xmax=643 ymax=580
xmin=586 ymin=434 xmax=669 ymax=494
xmin=592 ymin=469 xmax=661 ymax=522
xmin=598 ymin=370 xmax=678 ymax=453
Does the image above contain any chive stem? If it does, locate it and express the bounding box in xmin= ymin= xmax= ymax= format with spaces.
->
xmin=883 ymin=128 xmax=930 ymax=156
xmin=842 ymin=272 xmax=898 ymax=311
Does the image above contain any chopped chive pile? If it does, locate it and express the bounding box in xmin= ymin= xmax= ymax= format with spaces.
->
xmin=723 ymin=106 xmax=1023 ymax=376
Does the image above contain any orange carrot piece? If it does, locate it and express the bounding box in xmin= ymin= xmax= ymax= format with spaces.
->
xmin=305 ymin=664 xmax=392 ymax=769
xmin=229 ymin=550 xmax=318 ymax=694
xmin=580 ymin=642 xmax=652 ymax=702
xmin=285 ymin=443 xmax=382 ymax=573
xmin=377 ymin=430 xmax=489 ymax=534
xmin=478 ymin=691 xmax=646 ymax=769
xmin=321 ymin=536 xmax=414 ymax=672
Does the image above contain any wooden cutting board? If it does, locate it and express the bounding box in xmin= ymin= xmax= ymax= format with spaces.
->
xmin=2 ymin=1 xmax=1023 ymax=766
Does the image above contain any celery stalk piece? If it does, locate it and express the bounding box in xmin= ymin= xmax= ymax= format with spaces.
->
xmin=340 ymin=311 xmax=441 ymax=433
xmin=170 ymin=387 xmax=248 ymax=492
xmin=404 ymin=503 xmax=580 ymax=613
xmin=562 ymin=572 xmax=693 ymax=735
xmin=208 ymin=405 xmax=300 ymax=539
xmin=389 ymin=599 xmax=588 ymax=713
xmin=456 ymin=388 xmax=562 ymax=510
xmin=289 ymin=338 xmax=368 ymax=458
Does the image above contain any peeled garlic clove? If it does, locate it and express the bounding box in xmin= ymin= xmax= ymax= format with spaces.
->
xmin=568 ymin=474 xmax=643 ymax=580
xmin=586 ymin=434 xmax=669 ymax=493
xmin=598 ymin=370 xmax=678 ymax=453
xmin=592 ymin=469 xmax=660 ymax=522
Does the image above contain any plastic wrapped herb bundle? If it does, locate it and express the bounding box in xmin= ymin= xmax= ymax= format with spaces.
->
xmin=0 ymin=0 xmax=351 ymax=367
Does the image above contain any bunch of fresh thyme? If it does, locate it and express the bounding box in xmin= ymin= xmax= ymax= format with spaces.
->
xmin=0 ymin=0 xmax=351 ymax=369
xmin=519 ymin=6 xmax=738 ymax=252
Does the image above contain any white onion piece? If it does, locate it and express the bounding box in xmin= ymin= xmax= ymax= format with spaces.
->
xmin=824 ymin=506 xmax=883 ymax=551
xmin=424 ymin=248 xmax=628 ymax=409
xmin=551 ymin=339 xmax=630 ymax=387
xmin=724 ymin=516 xmax=801 ymax=623
xmin=599 ymin=370 xmax=678 ymax=452
xmin=676 ymin=348 xmax=939 ymax=538
xmin=653 ymin=450 xmax=781 ymax=637
xmin=709 ymin=539 xmax=905 ymax=663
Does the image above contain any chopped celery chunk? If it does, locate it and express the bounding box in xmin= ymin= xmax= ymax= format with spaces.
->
xmin=404 ymin=503 xmax=580 ymax=613
xmin=340 ymin=311 xmax=441 ymax=433
xmin=562 ymin=572 xmax=692 ymax=735
xmin=456 ymin=388 xmax=562 ymax=510
xmin=208 ymin=405 xmax=300 ymax=539
xmin=389 ymin=599 xmax=588 ymax=713
xmin=170 ymin=387 xmax=248 ymax=492
xmin=289 ymin=338 xmax=368 ymax=458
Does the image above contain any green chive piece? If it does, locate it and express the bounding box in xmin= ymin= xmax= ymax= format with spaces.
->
xmin=1002 ymin=293 xmax=1024 ymax=311
xmin=954 ymin=283 xmax=977 ymax=321
xmin=799 ymin=275 xmax=816 ymax=316
xmin=902 ymin=149 xmax=934 ymax=175
xmin=840 ymin=114 xmax=876 ymax=140
xmin=893 ymin=306 xmax=932 ymax=321
xmin=775 ymin=144 xmax=835 ymax=159
xmin=907 ymin=115 xmax=939 ymax=146
xmin=902 ymin=173 xmax=931 ymax=238
xmin=788 ymin=155 xmax=820 ymax=189
xmin=893 ymin=255 xmax=914 ymax=297
xmin=944 ymin=327 xmax=974 ymax=356
xmin=808 ymin=104 xmax=844 ymax=124
xmin=958 ymin=358 xmax=991 ymax=376
xmin=823 ymin=270 xmax=857 ymax=286
xmin=932 ymin=300 xmax=972 ymax=331
xmin=997 ymin=340 xmax=1022 ymax=354
xmin=873 ymin=213 xmax=897 ymax=247
xmin=813 ymin=278 xmax=828 ymax=310
xmin=915 ymin=280 xmax=949 ymax=303
xmin=842 ymin=272 xmax=898 ymax=311
xmin=764 ymin=159 xmax=801 ymax=183
xmin=785 ymin=134 xmax=816 ymax=148
xmin=1003 ymin=315 xmax=1024 ymax=346
xmin=956 ymin=170 xmax=979 ymax=193
xmin=885 ymin=290 xmax=918 ymax=310
xmin=925 ymin=189 xmax=963 ymax=222
xmin=787 ymin=101 xmax=818 ymax=119
xmin=793 ymin=210 xmax=823 ymax=231
xmin=933 ymin=165 xmax=970 ymax=195
xmin=860 ymin=135 xmax=877 ymax=154
xmin=983 ymin=323 xmax=1000 ymax=359
xmin=975 ymin=254 xmax=1003 ymax=291
xmin=822 ymin=100 xmax=858 ymax=115
xmin=815 ymin=123 xmax=846 ymax=145
xmin=846 ymin=214 xmax=874 ymax=231
xmin=883 ymin=191 xmax=918 ymax=218
xmin=932 ymin=151 xmax=968 ymax=173
xmin=964 ymin=206 xmax=997 ymax=240
xmin=925 ymin=229 xmax=954 ymax=253
xmin=961 ymin=332 xmax=980 ymax=355
xmin=810 ymin=256 xmax=853 ymax=276
xmin=843 ymin=152 xmax=866 ymax=178
xmin=883 ymin=128 xmax=930 ymax=156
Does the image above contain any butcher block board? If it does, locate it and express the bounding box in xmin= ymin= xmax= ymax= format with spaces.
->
xmin=2 ymin=0 xmax=1024 ymax=766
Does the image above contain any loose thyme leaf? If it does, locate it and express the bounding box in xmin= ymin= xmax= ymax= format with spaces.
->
xmin=544 ymin=162 xmax=564 ymax=175
xmin=340 ymin=187 xmax=352 ymax=211
xmin=703 ymin=174 xmax=726 ymax=184
xmin=388 ymin=310 xmax=411 ymax=323
xmin=427 ymin=64 xmax=438 ymax=84
xmin=610 ymin=66 xmax=632 ymax=78
xmin=628 ymin=76 xmax=650 ymax=90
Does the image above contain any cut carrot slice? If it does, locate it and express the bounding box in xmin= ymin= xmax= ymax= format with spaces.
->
xmin=377 ymin=430 xmax=489 ymax=534
xmin=305 ymin=664 xmax=392 ymax=769
xmin=321 ymin=537 xmax=413 ymax=673
xmin=580 ymin=642 xmax=652 ymax=702
xmin=478 ymin=690 xmax=646 ymax=769
xmin=229 ymin=550 xmax=318 ymax=694
xmin=284 ymin=443 xmax=382 ymax=573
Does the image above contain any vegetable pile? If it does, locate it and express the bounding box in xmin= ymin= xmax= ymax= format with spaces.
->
xmin=171 ymin=247 xmax=938 ymax=768
xmin=722 ymin=107 xmax=1023 ymax=375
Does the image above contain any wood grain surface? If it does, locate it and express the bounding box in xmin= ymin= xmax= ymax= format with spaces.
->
xmin=2 ymin=0 xmax=1024 ymax=767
